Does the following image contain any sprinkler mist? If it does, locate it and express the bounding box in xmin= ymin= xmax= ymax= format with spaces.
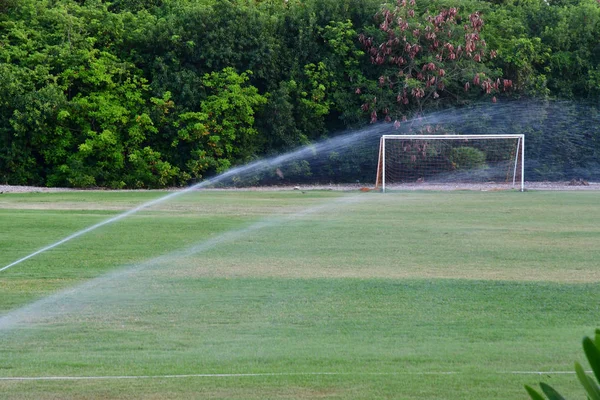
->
xmin=0 ymin=192 xmax=366 ymax=332
xmin=0 ymin=123 xmax=390 ymax=273
xmin=1 ymin=99 xmax=599 ymax=273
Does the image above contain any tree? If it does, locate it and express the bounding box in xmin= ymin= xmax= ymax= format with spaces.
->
xmin=485 ymin=0 xmax=600 ymax=99
xmin=55 ymin=51 xmax=178 ymax=188
xmin=256 ymin=80 xmax=306 ymax=153
xmin=174 ymin=68 xmax=267 ymax=180
xmin=321 ymin=19 xmax=370 ymax=128
xmin=358 ymin=0 xmax=512 ymax=125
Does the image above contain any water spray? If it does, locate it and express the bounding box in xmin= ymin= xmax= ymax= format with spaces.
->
xmin=2 ymin=99 xmax=598 ymax=272
xmin=0 ymin=192 xmax=365 ymax=332
xmin=0 ymin=125 xmax=387 ymax=273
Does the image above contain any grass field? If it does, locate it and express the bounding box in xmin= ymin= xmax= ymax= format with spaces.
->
xmin=0 ymin=189 xmax=599 ymax=399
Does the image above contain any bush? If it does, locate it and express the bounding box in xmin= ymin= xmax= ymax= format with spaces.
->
xmin=448 ymin=147 xmax=487 ymax=170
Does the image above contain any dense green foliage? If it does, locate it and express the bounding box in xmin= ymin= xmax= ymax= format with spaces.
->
xmin=0 ymin=0 xmax=599 ymax=187
xmin=448 ymin=146 xmax=487 ymax=170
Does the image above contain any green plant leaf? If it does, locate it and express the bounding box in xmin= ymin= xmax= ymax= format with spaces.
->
xmin=525 ymin=384 xmax=547 ymax=400
xmin=540 ymin=382 xmax=567 ymax=400
xmin=585 ymin=336 xmax=600 ymax=383
xmin=575 ymin=362 xmax=600 ymax=400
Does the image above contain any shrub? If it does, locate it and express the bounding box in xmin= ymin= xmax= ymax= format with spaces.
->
xmin=448 ymin=147 xmax=487 ymax=170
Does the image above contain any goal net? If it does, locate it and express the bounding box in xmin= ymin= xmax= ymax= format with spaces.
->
xmin=375 ymin=135 xmax=524 ymax=192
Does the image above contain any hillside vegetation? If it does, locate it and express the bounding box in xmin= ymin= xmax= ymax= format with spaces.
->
xmin=1 ymin=0 xmax=599 ymax=188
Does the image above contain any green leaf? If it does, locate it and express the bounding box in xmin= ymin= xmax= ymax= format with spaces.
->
xmin=575 ymin=362 xmax=600 ymax=400
xmin=539 ymin=382 xmax=567 ymax=400
xmin=585 ymin=335 xmax=600 ymax=383
xmin=525 ymin=385 xmax=547 ymax=400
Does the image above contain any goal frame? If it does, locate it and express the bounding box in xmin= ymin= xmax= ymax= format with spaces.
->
xmin=375 ymin=134 xmax=525 ymax=192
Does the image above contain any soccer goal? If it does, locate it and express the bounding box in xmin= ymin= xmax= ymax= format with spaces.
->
xmin=375 ymin=134 xmax=525 ymax=192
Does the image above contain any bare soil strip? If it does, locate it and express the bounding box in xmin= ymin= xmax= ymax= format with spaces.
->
xmin=1 ymin=182 xmax=599 ymax=194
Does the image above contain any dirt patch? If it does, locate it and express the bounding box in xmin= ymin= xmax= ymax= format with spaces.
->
xmin=158 ymin=258 xmax=600 ymax=283
xmin=0 ymin=185 xmax=77 ymax=193
xmin=1 ymin=181 xmax=599 ymax=194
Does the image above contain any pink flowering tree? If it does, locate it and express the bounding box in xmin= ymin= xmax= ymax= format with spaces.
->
xmin=357 ymin=0 xmax=512 ymax=126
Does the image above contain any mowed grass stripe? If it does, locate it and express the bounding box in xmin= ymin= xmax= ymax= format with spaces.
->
xmin=0 ymin=277 xmax=596 ymax=398
xmin=0 ymin=191 xmax=362 ymax=312
xmin=1 ymin=278 xmax=596 ymax=371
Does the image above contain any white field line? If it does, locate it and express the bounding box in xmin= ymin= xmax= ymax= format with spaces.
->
xmin=0 ymin=371 xmax=592 ymax=381
xmin=508 ymin=370 xmax=588 ymax=375
xmin=0 ymin=372 xmax=453 ymax=381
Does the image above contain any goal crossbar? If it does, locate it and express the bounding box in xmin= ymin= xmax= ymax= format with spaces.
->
xmin=376 ymin=134 xmax=525 ymax=192
xmin=381 ymin=134 xmax=524 ymax=140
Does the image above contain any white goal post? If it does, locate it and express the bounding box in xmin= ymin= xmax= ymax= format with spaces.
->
xmin=375 ymin=134 xmax=525 ymax=192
